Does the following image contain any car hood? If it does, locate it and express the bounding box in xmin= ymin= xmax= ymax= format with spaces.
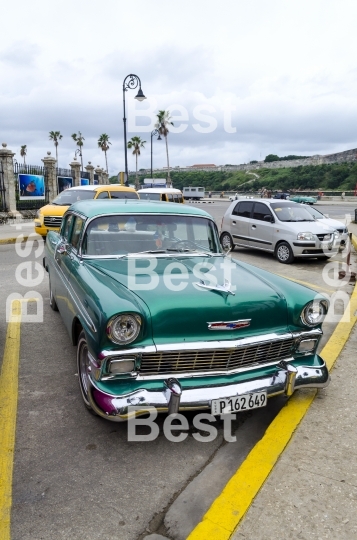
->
xmin=87 ymin=255 xmax=289 ymax=344
xmin=39 ymin=204 xmax=69 ymax=216
xmin=275 ymin=219 xmax=335 ymax=234
xmin=317 ymin=217 xmax=348 ymax=232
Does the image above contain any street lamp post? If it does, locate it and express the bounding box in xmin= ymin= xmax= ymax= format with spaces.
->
xmin=150 ymin=129 xmax=162 ymax=178
xmin=122 ymin=74 xmax=146 ymax=186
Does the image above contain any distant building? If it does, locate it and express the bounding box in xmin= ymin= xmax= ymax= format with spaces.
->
xmin=190 ymin=164 xmax=217 ymax=168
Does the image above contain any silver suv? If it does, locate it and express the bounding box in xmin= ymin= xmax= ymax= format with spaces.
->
xmin=220 ymin=199 xmax=338 ymax=264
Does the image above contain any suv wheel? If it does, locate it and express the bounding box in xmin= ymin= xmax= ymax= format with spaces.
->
xmin=220 ymin=232 xmax=235 ymax=251
xmin=275 ymin=241 xmax=294 ymax=264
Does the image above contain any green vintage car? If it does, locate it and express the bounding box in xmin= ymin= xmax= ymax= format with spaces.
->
xmin=289 ymin=195 xmax=317 ymax=205
xmin=44 ymin=200 xmax=330 ymax=421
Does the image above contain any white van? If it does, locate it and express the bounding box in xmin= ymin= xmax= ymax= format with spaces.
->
xmin=137 ymin=187 xmax=184 ymax=203
xmin=183 ymin=187 xmax=205 ymax=200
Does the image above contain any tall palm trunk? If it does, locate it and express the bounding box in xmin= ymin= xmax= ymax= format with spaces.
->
xmin=55 ymin=143 xmax=58 ymax=164
xmin=165 ymin=135 xmax=171 ymax=187
xmin=135 ymin=154 xmax=139 ymax=190
xmin=104 ymin=151 xmax=108 ymax=173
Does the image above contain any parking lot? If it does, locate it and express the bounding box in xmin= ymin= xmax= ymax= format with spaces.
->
xmin=0 ymin=200 xmax=356 ymax=540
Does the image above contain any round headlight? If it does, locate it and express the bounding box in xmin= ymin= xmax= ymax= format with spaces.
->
xmin=301 ymin=300 xmax=328 ymax=327
xmin=107 ymin=314 xmax=141 ymax=344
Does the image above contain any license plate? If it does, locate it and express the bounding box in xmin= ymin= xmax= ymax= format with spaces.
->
xmin=211 ymin=391 xmax=267 ymax=415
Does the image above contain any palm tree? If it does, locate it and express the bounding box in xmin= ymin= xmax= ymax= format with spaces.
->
xmin=20 ymin=145 xmax=27 ymax=166
xmin=127 ymin=136 xmax=146 ymax=190
xmin=49 ymin=131 xmax=63 ymax=164
xmin=71 ymin=131 xmax=85 ymax=171
xmin=155 ymin=110 xmax=174 ymax=187
xmin=97 ymin=134 xmax=112 ymax=173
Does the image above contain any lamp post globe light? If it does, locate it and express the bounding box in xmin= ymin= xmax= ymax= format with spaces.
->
xmin=122 ymin=74 xmax=146 ymax=186
xmin=150 ymin=129 xmax=162 ymax=178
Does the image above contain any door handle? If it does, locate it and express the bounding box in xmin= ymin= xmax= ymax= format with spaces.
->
xmin=232 ymin=221 xmax=236 ymax=224
xmin=252 ymin=225 xmax=256 ymax=229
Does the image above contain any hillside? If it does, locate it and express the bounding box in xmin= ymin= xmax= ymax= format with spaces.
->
xmin=118 ymin=162 xmax=357 ymax=192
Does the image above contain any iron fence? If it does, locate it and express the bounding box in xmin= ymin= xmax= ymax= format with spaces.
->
xmin=0 ymin=161 xmax=7 ymax=212
xmin=14 ymin=162 xmax=49 ymax=210
xmin=81 ymin=171 xmax=90 ymax=180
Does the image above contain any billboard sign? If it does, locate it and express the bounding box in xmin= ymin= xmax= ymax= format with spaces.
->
xmin=57 ymin=176 xmax=73 ymax=194
xmin=18 ymin=174 xmax=45 ymax=200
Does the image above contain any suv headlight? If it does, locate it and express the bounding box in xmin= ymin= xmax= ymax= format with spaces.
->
xmin=297 ymin=232 xmax=314 ymax=241
xmin=300 ymin=300 xmax=328 ymax=327
xmin=106 ymin=314 xmax=141 ymax=344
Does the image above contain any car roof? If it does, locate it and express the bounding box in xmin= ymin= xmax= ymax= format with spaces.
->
xmin=68 ymin=199 xmax=212 ymax=219
xmin=137 ymin=188 xmax=182 ymax=194
xmin=64 ymin=185 xmax=136 ymax=192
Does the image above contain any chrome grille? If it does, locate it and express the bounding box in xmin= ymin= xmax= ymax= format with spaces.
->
xmin=44 ymin=216 xmax=62 ymax=228
xmin=140 ymin=338 xmax=294 ymax=375
xmin=316 ymin=234 xmax=331 ymax=241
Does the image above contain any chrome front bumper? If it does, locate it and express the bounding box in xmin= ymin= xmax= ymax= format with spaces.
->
xmin=88 ymin=360 xmax=330 ymax=422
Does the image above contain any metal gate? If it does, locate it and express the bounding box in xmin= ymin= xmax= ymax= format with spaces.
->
xmin=0 ymin=161 xmax=7 ymax=212
xmin=14 ymin=162 xmax=49 ymax=210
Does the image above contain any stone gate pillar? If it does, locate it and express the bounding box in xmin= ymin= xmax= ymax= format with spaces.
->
xmin=0 ymin=143 xmax=17 ymax=214
xmin=95 ymin=166 xmax=103 ymax=184
xmin=42 ymin=152 xmax=57 ymax=202
xmin=85 ymin=162 xmax=95 ymax=185
xmin=70 ymin=158 xmax=81 ymax=186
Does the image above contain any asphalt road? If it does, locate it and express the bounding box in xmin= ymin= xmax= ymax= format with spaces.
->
xmin=0 ymin=204 xmax=355 ymax=540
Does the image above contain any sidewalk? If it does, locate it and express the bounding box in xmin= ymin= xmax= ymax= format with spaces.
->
xmin=0 ymin=220 xmax=35 ymax=244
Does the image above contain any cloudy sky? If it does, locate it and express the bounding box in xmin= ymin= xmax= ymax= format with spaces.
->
xmin=1 ymin=0 xmax=357 ymax=174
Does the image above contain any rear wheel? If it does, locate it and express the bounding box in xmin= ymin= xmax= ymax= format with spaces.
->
xmin=220 ymin=232 xmax=235 ymax=251
xmin=77 ymin=331 xmax=97 ymax=414
xmin=275 ymin=241 xmax=294 ymax=264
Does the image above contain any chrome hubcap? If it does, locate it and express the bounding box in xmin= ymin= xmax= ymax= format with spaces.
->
xmin=222 ymin=235 xmax=231 ymax=249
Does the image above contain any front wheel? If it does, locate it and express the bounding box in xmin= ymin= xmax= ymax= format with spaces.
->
xmin=77 ymin=331 xmax=97 ymax=414
xmin=275 ymin=241 xmax=294 ymax=264
xmin=49 ymin=278 xmax=58 ymax=311
xmin=220 ymin=232 xmax=235 ymax=252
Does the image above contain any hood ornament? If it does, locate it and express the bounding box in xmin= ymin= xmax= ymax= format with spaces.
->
xmin=207 ymin=319 xmax=251 ymax=330
xmin=195 ymin=278 xmax=235 ymax=296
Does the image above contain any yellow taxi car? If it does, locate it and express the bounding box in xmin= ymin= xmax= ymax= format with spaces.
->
xmin=34 ymin=185 xmax=138 ymax=236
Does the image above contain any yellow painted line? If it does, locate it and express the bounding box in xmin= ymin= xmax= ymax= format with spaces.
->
xmin=275 ymin=273 xmax=333 ymax=294
xmin=0 ymin=300 xmax=22 ymax=540
xmin=188 ymin=235 xmax=357 ymax=540
xmin=0 ymin=237 xmax=29 ymax=246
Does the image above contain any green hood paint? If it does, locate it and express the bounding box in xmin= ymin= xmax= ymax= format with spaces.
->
xmin=87 ymin=256 xmax=290 ymax=344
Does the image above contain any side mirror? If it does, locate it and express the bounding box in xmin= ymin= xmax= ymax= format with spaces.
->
xmin=57 ymin=242 xmax=68 ymax=254
xmin=264 ymin=215 xmax=274 ymax=223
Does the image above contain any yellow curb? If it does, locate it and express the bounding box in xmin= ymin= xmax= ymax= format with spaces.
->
xmin=0 ymin=300 xmax=22 ymax=540
xmin=188 ymin=234 xmax=357 ymax=540
xmin=0 ymin=237 xmax=29 ymax=245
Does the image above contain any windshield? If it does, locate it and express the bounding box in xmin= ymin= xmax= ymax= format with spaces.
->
xmin=139 ymin=193 xmax=161 ymax=201
xmin=270 ymin=202 xmax=315 ymax=222
xmin=52 ymin=189 xmax=95 ymax=205
xmin=303 ymin=206 xmax=324 ymax=219
xmin=82 ymin=214 xmax=221 ymax=257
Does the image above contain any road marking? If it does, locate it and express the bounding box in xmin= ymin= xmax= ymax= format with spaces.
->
xmin=187 ymin=240 xmax=357 ymax=540
xmin=0 ymin=300 xmax=22 ymax=540
xmin=275 ymin=273 xmax=334 ymax=294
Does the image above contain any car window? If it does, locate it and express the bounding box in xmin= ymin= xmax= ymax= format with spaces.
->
xmin=167 ymin=193 xmax=174 ymax=202
xmin=233 ymin=201 xmax=254 ymax=218
xmin=96 ymin=191 xmax=110 ymax=199
xmin=82 ymin=215 xmax=220 ymax=256
xmin=52 ymin=189 xmax=95 ymax=205
xmin=252 ymin=202 xmax=273 ymax=221
xmin=70 ymin=216 xmax=85 ymax=250
xmin=139 ymin=193 xmax=161 ymax=200
xmin=62 ymin=214 xmax=75 ymax=241
xmin=270 ymin=202 xmax=315 ymax=222
xmin=304 ymin=206 xmax=324 ymax=219
xmin=109 ymin=191 xmax=139 ymax=199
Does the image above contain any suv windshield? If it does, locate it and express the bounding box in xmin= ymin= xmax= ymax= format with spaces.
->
xmin=82 ymin=214 xmax=221 ymax=256
xmin=52 ymin=190 xmax=95 ymax=206
xmin=270 ymin=202 xmax=315 ymax=222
